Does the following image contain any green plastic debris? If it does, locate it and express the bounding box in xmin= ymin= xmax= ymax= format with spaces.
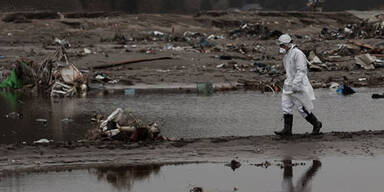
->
xmin=197 ymin=82 xmax=214 ymax=95
xmin=0 ymin=69 xmax=23 ymax=89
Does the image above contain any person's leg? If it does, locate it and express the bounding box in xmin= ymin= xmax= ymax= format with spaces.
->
xmin=275 ymin=94 xmax=294 ymax=136
xmin=292 ymin=97 xmax=322 ymax=135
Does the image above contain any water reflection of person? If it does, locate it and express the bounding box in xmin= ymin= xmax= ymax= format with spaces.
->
xmin=92 ymin=164 xmax=161 ymax=191
xmin=281 ymin=160 xmax=321 ymax=192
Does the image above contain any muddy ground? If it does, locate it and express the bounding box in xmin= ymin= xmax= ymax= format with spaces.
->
xmin=0 ymin=11 xmax=383 ymax=90
xmin=1 ymin=130 xmax=384 ymax=175
xmin=1 ymin=10 xmax=384 ymax=174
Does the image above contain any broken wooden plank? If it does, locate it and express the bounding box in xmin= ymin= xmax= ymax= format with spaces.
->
xmin=349 ymin=40 xmax=376 ymax=50
xmin=93 ymin=57 xmax=173 ymax=69
xmin=348 ymin=40 xmax=384 ymax=53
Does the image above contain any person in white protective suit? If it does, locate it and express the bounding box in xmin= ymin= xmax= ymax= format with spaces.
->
xmin=275 ymin=34 xmax=322 ymax=136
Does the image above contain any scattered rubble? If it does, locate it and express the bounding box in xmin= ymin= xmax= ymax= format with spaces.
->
xmin=229 ymin=24 xmax=282 ymax=40
xmin=89 ymin=108 xmax=162 ymax=142
xmin=0 ymin=40 xmax=87 ymax=97
xmin=320 ymin=20 xmax=384 ymax=40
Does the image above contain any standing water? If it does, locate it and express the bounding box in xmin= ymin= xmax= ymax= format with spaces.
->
xmin=1 ymin=156 xmax=384 ymax=192
xmin=1 ymin=88 xmax=384 ymax=144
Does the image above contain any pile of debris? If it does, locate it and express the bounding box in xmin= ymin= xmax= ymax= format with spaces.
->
xmin=89 ymin=108 xmax=162 ymax=142
xmin=229 ymin=24 xmax=282 ymax=40
xmin=0 ymin=40 xmax=87 ymax=97
xmin=321 ymin=40 xmax=384 ymax=70
xmin=320 ymin=20 xmax=384 ymax=40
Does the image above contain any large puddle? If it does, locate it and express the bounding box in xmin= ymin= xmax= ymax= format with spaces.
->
xmin=1 ymin=156 xmax=384 ymax=192
xmin=1 ymin=88 xmax=384 ymax=144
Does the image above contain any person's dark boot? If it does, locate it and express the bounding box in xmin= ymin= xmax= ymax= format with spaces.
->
xmin=275 ymin=114 xmax=293 ymax=136
xmin=305 ymin=113 xmax=322 ymax=135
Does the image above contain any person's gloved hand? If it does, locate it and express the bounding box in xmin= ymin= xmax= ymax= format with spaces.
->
xmin=292 ymin=83 xmax=302 ymax=93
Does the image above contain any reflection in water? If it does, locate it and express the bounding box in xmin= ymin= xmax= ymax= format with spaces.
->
xmin=282 ymin=160 xmax=322 ymax=192
xmin=0 ymin=91 xmax=93 ymax=144
xmin=0 ymin=91 xmax=19 ymax=111
xmin=91 ymin=165 xmax=161 ymax=191
xmin=3 ymin=157 xmax=384 ymax=192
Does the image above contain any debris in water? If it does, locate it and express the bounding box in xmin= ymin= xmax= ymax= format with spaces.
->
xmin=190 ymin=187 xmax=203 ymax=192
xmin=226 ymin=159 xmax=241 ymax=171
xmin=372 ymin=93 xmax=384 ymax=99
xmin=91 ymin=108 xmax=162 ymax=142
xmin=5 ymin=112 xmax=23 ymax=119
xmin=336 ymin=85 xmax=356 ymax=96
xmin=35 ymin=119 xmax=48 ymax=123
xmin=252 ymin=161 xmax=272 ymax=168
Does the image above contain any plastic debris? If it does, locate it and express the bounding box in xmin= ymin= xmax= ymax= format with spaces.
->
xmin=355 ymin=54 xmax=376 ymax=70
xmin=60 ymin=64 xmax=84 ymax=84
xmin=0 ymin=69 xmax=23 ymax=89
xmin=83 ymin=48 xmax=92 ymax=54
xmin=196 ymin=82 xmax=214 ymax=95
xmin=33 ymin=138 xmax=51 ymax=144
xmin=97 ymin=108 xmax=161 ymax=141
xmin=329 ymin=82 xmax=340 ymax=89
xmin=35 ymin=119 xmax=48 ymax=123
xmin=337 ymin=85 xmax=356 ymax=96
xmin=5 ymin=112 xmax=23 ymax=119
xmin=124 ymin=88 xmax=136 ymax=96
xmin=372 ymin=93 xmax=384 ymax=99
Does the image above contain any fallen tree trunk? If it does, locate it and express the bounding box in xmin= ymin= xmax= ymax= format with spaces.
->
xmin=93 ymin=57 xmax=173 ymax=69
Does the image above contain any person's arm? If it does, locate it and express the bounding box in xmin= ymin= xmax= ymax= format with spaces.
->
xmin=292 ymin=50 xmax=308 ymax=91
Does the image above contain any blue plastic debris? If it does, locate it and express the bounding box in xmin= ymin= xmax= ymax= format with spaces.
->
xmin=336 ymin=85 xmax=356 ymax=96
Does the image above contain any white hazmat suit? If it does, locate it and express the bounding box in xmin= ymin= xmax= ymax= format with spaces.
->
xmin=282 ymin=44 xmax=315 ymax=118
xmin=275 ymin=34 xmax=322 ymax=136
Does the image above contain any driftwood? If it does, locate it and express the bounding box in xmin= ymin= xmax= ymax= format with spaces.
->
xmin=93 ymin=57 xmax=173 ymax=69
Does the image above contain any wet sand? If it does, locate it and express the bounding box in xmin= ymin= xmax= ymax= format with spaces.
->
xmin=1 ymin=130 xmax=384 ymax=175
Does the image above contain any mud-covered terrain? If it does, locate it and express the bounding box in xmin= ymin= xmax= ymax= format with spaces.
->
xmin=1 ymin=130 xmax=384 ymax=175
xmin=0 ymin=10 xmax=384 ymax=174
xmin=0 ymin=11 xmax=383 ymax=90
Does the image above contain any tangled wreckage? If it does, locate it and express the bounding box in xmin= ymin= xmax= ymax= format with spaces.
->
xmin=88 ymin=108 xmax=169 ymax=142
xmin=0 ymin=40 xmax=87 ymax=97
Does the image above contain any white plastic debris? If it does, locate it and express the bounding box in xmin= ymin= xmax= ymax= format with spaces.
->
xmin=216 ymin=63 xmax=226 ymax=68
xmin=358 ymin=78 xmax=367 ymax=81
xmin=54 ymin=38 xmax=71 ymax=48
xmin=104 ymin=129 xmax=121 ymax=137
xmin=308 ymin=51 xmax=323 ymax=64
xmin=60 ymin=64 xmax=84 ymax=84
xmin=33 ymin=139 xmax=51 ymax=144
xmin=151 ymin=31 xmax=165 ymax=36
xmin=100 ymin=108 xmax=124 ymax=132
xmin=51 ymin=82 xmax=76 ymax=97
xmin=84 ymin=48 xmax=92 ymax=54
xmin=35 ymin=119 xmax=48 ymax=123
xmin=207 ymin=34 xmax=225 ymax=40
xmin=329 ymin=82 xmax=340 ymax=89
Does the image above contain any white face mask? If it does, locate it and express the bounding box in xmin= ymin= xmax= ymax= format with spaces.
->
xmin=279 ymin=48 xmax=287 ymax=54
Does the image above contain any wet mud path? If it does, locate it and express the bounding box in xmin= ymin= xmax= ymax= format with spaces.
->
xmin=1 ymin=130 xmax=384 ymax=175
